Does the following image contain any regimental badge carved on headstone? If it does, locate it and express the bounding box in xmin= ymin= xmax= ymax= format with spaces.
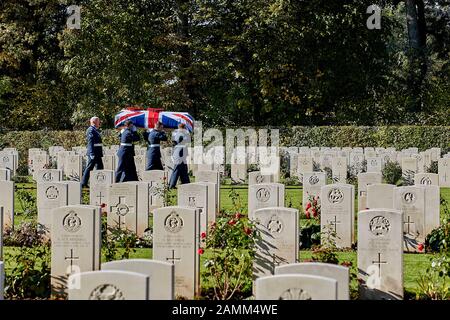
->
xmin=188 ymin=196 xmax=196 ymax=207
xmin=43 ymin=172 xmax=53 ymax=182
xmin=369 ymin=216 xmax=390 ymax=236
xmin=420 ymin=177 xmax=432 ymax=185
xmin=309 ymin=175 xmax=319 ymax=185
xmin=279 ymin=288 xmax=312 ymax=300
xmin=402 ymin=192 xmax=416 ymax=204
xmin=63 ymin=211 xmax=82 ymax=233
xmin=111 ymin=197 xmax=131 ymax=216
xmin=164 ymin=212 xmax=184 ymax=233
xmin=46 ymin=186 xmax=59 ymax=199
xmin=89 ymin=284 xmax=124 ymax=300
xmin=256 ymin=187 xmax=271 ymax=202
xmin=328 ymin=188 xmax=344 ymax=204
xmin=96 ymin=173 xmax=106 ymax=183
xmin=256 ymin=174 xmax=264 ymax=184
xmin=266 ymin=215 xmax=283 ymax=234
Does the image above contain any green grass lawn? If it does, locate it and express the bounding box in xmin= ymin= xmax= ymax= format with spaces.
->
xmin=5 ymin=179 xmax=449 ymax=299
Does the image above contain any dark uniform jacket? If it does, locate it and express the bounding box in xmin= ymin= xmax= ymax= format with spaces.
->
xmin=86 ymin=126 xmax=103 ymax=158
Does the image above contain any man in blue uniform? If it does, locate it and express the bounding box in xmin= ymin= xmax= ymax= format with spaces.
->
xmin=115 ymin=120 xmax=141 ymax=183
xmin=143 ymin=121 xmax=168 ymax=170
xmin=169 ymin=123 xmax=191 ymax=188
xmin=81 ymin=117 xmax=104 ymax=188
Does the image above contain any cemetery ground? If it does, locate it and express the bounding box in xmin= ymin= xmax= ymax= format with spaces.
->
xmin=3 ymin=179 xmax=450 ymax=300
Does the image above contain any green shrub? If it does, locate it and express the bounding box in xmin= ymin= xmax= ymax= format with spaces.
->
xmin=3 ymin=221 xmax=48 ymax=247
xmin=15 ymin=187 xmax=37 ymax=216
xmin=5 ymin=245 xmax=51 ymax=299
xmin=382 ymin=161 xmax=403 ymax=185
xmin=426 ymin=161 xmax=439 ymax=174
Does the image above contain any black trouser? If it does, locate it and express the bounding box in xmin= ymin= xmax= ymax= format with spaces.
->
xmin=81 ymin=155 xmax=104 ymax=187
xmin=169 ymin=163 xmax=190 ymax=188
xmin=115 ymin=152 xmax=139 ymax=183
xmin=146 ymin=147 xmax=163 ymax=170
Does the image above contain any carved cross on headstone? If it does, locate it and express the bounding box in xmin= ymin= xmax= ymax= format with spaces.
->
xmin=111 ymin=196 xmax=133 ymax=227
xmin=96 ymin=191 xmax=104 ymax=206
xmin=65 ymin=249 xmax=79 ymax=274
xmin=403 ymin=216 xmax=415 ymax=235
xmin=371 ymin=252 xmax=387 ymax=278
xmin=329 ymin=216 xmax=341 ymax=233
xmin=166 ymin=249 xmax=181 ymax=265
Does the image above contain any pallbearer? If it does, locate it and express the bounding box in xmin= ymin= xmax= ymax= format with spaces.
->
xmin=115 ymin=120 xmax=140 ymax=182
xmin=81 ymin=117 xmax=104 ymax=188
xmin=144 ymin=121 xmax=167 ymax=170
xmin=169 ymin=123 xmax=191 ymax=188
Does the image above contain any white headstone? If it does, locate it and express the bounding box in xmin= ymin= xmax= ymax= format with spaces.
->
xmin=107 ymin=183 xmax=139 ymax=234
xmin=366 ymin=184 xmax=395 ymax=210
xmin=178 ymin=183 xmax=209 ymax=242
xmin=253 ymin=207 xmax=299 ymax=280
xmin=0 ymin=180 xmax=14 ymax=230
xmin=302 ymin=172 xmax=326 ymax=212
xmin=357 ymin=172 xmax=382 ymax=211
xmin=275 ymin=263 xmax=349 ymax=300
xmin=51 ymin=205 xmax=101 ymax=297
xmin=35 ymin=169 xmax=63 ymax=183
xmin=153 ymin=206 xmax=200 ymax=299
xmin=331 ymin=157 xmax=347 ymax=183
xmin=438 ymin=158 xmax=450 ymax=187
xmin=358 ymin=209 xmax=403 ymax=300
xmin=248 ymin=171 xmax=274 ymax=186
xmin=414 ymin=173 xmax=439 ymax=186
xmin=248 ymin=183 xmax=285 ymax=220
xmin=394 ymin=186 xmax=426 ymax=252
xmin=37 ymin=182 xmax=69 ymax=230
xmin=68 ymin=270 xmax=149 ymax=300
xmin=195 ymin=170 xmax=221 ymax=214
xmin=320 ymin=184 xmax=355 ymax=248
xmin=89 ymin=170 xmax=114 ymax=211
xmin=255 ymin=275 xmax=338 ymax=300
xmin=101 ymin=259 xmax=174 ymax=300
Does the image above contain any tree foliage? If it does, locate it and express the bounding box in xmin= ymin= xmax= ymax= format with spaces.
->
xmin=0 ymin=0 xmax=449 ymax=129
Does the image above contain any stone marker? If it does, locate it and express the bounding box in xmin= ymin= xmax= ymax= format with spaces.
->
xmin=124 ymin=181 xmax=151 ymax=236
xmin=0 ymin=180 xmax=14 ymax=230
xmin=422 ymin=185 xmax=440 ymax=235
xmin=320 ymin=184 xmax=355 ymax=248
xmin=357 ymin=172 xmax=382 ymax=211
xmin=0 ymin=152 xmax=16 ymax=176
xmin=153 ymin=206 xmax=200 ymax=299
xmin=0 ymin=168 xmax=10 ymax=181
xmin=248 ymin=171 xmax=274 ymax=186
xmin=68 ymin=270 xmax=149 ymax=300
xmin=394 ymin=186 xmax=426 ymax=253
xmin=366 ymin=157 xmax=382 ymax=173
xmin=37 ymin=182 xmax=69 ymax=230
xmin=195 ymin=170 xmax=221 ymax=214
xmin=297 ymin=156 xmax=314 ymax=183
xmin=65 ymin=154 xmax=83 ymax=181
xmin=275 ymin=263 xmax=349 ymax=300
xmin=102 ymin=154 xmax=117 ymax=172
xmin=102 ymin=259 xmax=174 ymax=300
xmin=35 ymin=169 xmax=63 ymax=183
xmin=248 ymin=183 xmax=285 ymax=220
xmin=414 ymin=173 xmax=439 ymax=186
xmin=401 ymin=157 xmax=417 ymax=180
xmin=178 ymin=183 xmax=209 ymax=242
xmin=358 ymin=209 xmax=403 ymax=300
xmin=89 ymin=170 xmax=114 ymax=210
xmin=0 ymin=260 xmax=3 ymax=300
xmin=51 ymin=205 xmax=101 ymax=297
xmin=141 ymin=170 xmax=166 ymax=211
xmin=302 ymin=172 xmax=326 ymax=212
xmin=107 ymin=183 xmax=139 ymax=234
xmin=255 ymin=274 xmax=338 ymax=300
xmin=31 ymin=152 xmax=49 ymax=178
xmin=331 ymin=157 xmax=347 ymax=183
xmin=253 ymin=207 xmax=298 ymax=281
xmin=438 ymin=158 xmax=450 ymax=187
xmin=366 ymin=184 xmax=395 ymax=209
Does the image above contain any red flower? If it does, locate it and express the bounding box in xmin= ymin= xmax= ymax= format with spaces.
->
xmin=198 ymin=248 xmax=204 ymax=255
xmin=312 ymin=208 xmax=318 ymax=218
xmin=101 ymin=203 xmax=106 ymax=208
xmin=235 ymin=213 xmax=242 ymax=220
xmin=228 ymin=219 xmax=236 ymax=226
xmin=201 ymin=232 xmax=206 ymax=239
xmin=244 ymin=227 xmax=252 ymax=235
xmin=341 ymin=261 xmax=352 ymax=267
xmin=418 ymin=243 xmax=424 ymax=252
xmin=306 ymin=202 xmax=312 ymax=210
xmin=305 ymin=211 xmax=310 ymax=219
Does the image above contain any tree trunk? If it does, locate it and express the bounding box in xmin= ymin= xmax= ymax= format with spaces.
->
xmin=405 ymin=0 xmax=427 ymax=114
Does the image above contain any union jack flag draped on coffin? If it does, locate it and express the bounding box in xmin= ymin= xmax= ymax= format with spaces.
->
xmin=114 ymin=108 xmax=194 ymax=132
